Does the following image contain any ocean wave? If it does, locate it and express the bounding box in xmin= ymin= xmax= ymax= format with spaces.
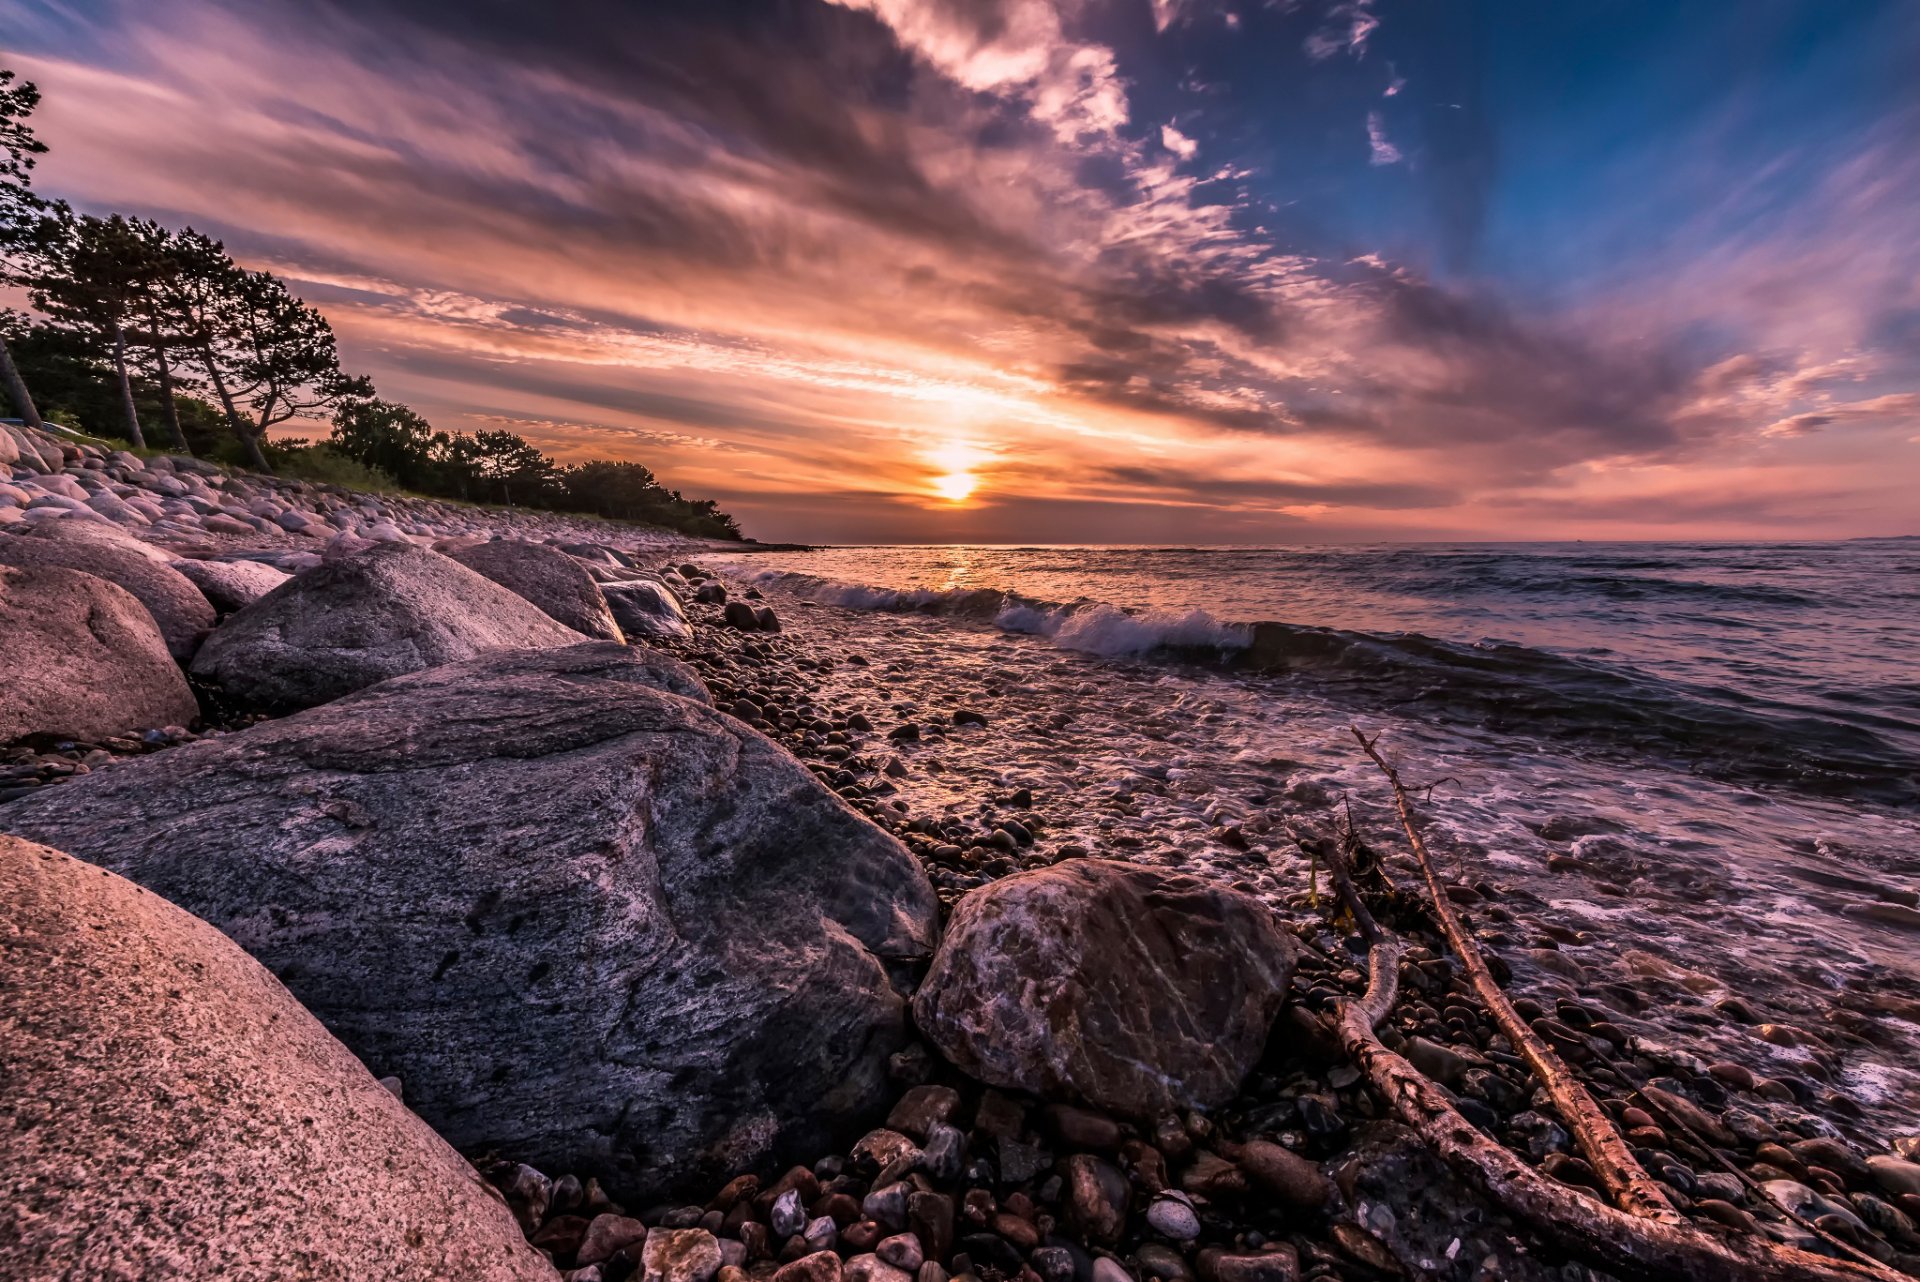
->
xmin=739 ymin=565 xmax=1916 ymax=806
xmin=740 ymin=569 xmax=1251 ymax=658
xmin=1238 ymin=621 xmax=1916 ymax=805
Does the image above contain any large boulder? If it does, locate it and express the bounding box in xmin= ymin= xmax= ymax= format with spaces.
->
xmin=0 ymin=835 xmax=554 ymax=1282
xmin=189 ymin=543 xmax=586 ymax=709
xmin=601 ymin=578 xmax=693 ymax=641
xmin=0 ymin=520 xmax=215 ymax=659
xmin=450 ymin=539 xmax=626 ymax=642
xmin=0 ymin=564 xmax=200 ymax=745
xmin=912 ymin=860 xmax=1296 ymax=1119
xmin=2 ymin=643 xmax=941 ymax=1199
xmin=171 ymin=555 xmax=293 ymax=613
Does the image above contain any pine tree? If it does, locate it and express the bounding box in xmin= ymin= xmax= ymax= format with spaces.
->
xmin=29 ymin=213 xmax=160 ymax=448
xmin=0 ymin=68 xmax=55 ymax=429
xmin=221 ymin=269 xmax=370 ymax=471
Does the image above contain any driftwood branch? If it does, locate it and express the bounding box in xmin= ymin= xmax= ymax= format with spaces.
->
xmin=1328 ymin=731 xmax=1901 ymax=1282
xmin=1349 ymin=725 xmax=1682 ymax=1225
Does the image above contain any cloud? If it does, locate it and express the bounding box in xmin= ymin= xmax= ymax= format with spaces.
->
xmin=1365 ymin=111 xmax=1400 ymax=165
xmin=5 ymin=0 xmax=1916 ymax=541
xmin=825 ymin=0 xmax=1128 ymax=140
xmin=1304 ymin=1 xmax=1379 ymax=62
xmin=1763 ymin=392 xmax=1920 ymax=438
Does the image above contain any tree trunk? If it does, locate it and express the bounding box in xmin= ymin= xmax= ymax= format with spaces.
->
xmin=199 ymin=340 xmax=267 ymax=471
xmin=150 ymin=327 xmax=189 ymax=453
xmin=0 ymin=331 xmax=45 ymax=430
xmin=244 ymin=400 xmax=274 ymax=475
xmin=112 ymin=326 xmax=146 ymax=450
xmin=199 ymin=340 xmax=245 ymax=436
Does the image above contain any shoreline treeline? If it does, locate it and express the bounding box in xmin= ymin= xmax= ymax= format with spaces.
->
xmin=0 ymin=69 xmax=741 ymax=541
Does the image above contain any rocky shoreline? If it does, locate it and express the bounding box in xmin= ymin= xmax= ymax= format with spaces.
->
xmin=4 ymin=420 xmax=1919 ymax=1282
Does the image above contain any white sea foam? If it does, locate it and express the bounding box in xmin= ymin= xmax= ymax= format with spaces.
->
xmin=743 ymin=568 xmax=1252 ymax=658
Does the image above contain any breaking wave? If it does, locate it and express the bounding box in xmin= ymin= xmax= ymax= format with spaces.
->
xmin=739 ymin=565 xmax=1918 ymax=806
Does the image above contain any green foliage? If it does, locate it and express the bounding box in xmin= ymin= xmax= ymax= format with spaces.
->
xmin=326 ymin=400 xmax=742 ymax=538
xmin=330 ymin=397 xmax=440 ymax=487
xmin=0 ymin=67 xmax=58 ymax=277
xmin=560 ymin=459 xmax=743 ymax=539
xmin=265 ymin=439 xmax=403 ymax=491
xmin=1 ymin=63 xmax=743 ymax=539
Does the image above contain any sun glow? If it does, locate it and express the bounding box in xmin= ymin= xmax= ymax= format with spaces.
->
xmin=927 ymin=440 xmax=989 ymax=503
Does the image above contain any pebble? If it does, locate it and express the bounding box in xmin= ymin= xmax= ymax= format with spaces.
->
xmin=877 ymin=1233 xmax=924 ymax=1271
xmin=772 ymin=1252 xmax=844 ymax=1282
xmin=504 ymin=1162 xmax=552 ymax=1234
xmin=1064 ymin=1155 xmax=1129 ymax=1244
xmin=1211 ymin=1250 xmax=1300 ymax=1282
xmin=1869 ymin=1156 xmax=1920 ymax=1198
xmin=1144 ymin=1192 xmax=1201 ymax=1242
xmin=1232 ymin=1141 xmax=1331 ymax=1210
xmin=1133 ymin=1243 xmax=1194 ymax=1282
xmin=772 ymin=1188 xmax=808 ymax=1238
xmin=862 ymin=1183 xmax=911 ymax=1232
xmin=887 ymin=1085 xmax=961 ymax=1139
xmin=576 ymin=1213 xmax=648 ymax=1266
xmin=642 ymin=1229 xmax=724 ymax=1282
xmin=844 ymin=1254 xmax=913 ymax=1282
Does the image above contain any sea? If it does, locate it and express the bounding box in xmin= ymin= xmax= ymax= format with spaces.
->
xmin=717 ymin=539 xmax=1920 ymax=1136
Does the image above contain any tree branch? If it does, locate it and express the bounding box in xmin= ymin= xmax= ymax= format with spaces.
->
xmin=1349 ymin=724 xmax=1683 ymax=1225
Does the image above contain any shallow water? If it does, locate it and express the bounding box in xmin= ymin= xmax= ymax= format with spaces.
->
xmin=717 ymin=540 xmax=1920 ymax=1139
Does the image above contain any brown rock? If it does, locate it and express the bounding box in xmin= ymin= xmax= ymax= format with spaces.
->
xmin=0 ymin=564 xmax=199 ymax=745
xmin=973 ymin=1090 xmax=1027 ymax=1138
xmin=1179 ymin=1151 xmax=1248 ymax=1198
xmin=450 ymin=539 xmax=626 ymax=642
xmin=0 ymin=835 xmax=550 ymax=1281
xmin=1706 ymin=1062 xmax=1756 ymax=1092
xmin=844 ymin=1257 xmax=912 ymax=1282
xmin=991 ymin=1213 xmax=1041 ymax=1251
xmin=1048 ymin=1103 xmax=1124 ymax=1152
xmin=172 ymin=556 xmax=292 ymax=613
xmin=533 ymin=1215 xmax=594 ymax=1260
xmin=854 ymin=1128 xmax=921 ymax=1170
xmin=913 ymin=860 xmax=1296 ymax=1118
xmin=189 ymin=543 xmax=585 ymax=709
xmin=1064 ymin=1155 xmax=1130 ymax=1244
xmin=1869 ymin=1156 xmax=1920 ymax=1199
xmin=0 ymin=520 xmax=214 ymax=658
xmin=908 ymin=1192 xmax=955 ymax=1262
xmin=1695 ymin=1200 xmax=1758 ymax=1234
xmin=1 ymin=644 xmax=937 ymax=1201
xmin=579 ymin=1215 xmax=649 ymax=1266
xmin=1210 ymin=1250 xmax=1299 ymax=1282
xmin=889 ymin=1085 xmax=963 ymax=1140
xmin=1639 ymin=1085 xmax=1735 ymax=1147
xmin=773 ymin=1252 xmax=845 ymax=1282
xmin=1233 ymin=1140 xmax=1333 ymax=1211
xmin=1791 ymin=1138 xmax=1869 ymax=1187
xmin=644 ymin=1229 xmax=724 ymax=1282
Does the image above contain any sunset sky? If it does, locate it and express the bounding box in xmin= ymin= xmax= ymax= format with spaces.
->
xmin=6 ymin=0 xmax=1918 ymax=542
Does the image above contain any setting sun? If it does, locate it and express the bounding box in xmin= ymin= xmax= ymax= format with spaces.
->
xmin=927 ymin=441 xmax=988 ymax=504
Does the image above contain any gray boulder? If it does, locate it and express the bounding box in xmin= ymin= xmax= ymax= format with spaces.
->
xmin=912 ymin=860 xmax=1296 ymax=1118
xmin=0 ymin=564 xmax=200 ymax=745
xmin=2 ymin=643 xmax=940 ymax=1199
xmin=190 ymin=543 xmax=585 ymax=710
xmin=0 ymin=520 xmax=215 ymax=659
xmin=0 ymin=834 xmax=554 ymax=1282
xmin=601 ymin=578 xmax=693 ymax=641
xmin=450 ymin=539 xmax=626 ymax=642
xmin=171 ymin=556 xmax=293 ymax=613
